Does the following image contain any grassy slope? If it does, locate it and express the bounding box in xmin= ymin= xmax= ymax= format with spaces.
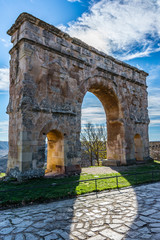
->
xmin=0 ymin=161 xmax=160 ymax=208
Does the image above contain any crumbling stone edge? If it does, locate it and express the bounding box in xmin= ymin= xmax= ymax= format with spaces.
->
xmin=4 ymin=167 xmax=45 ymax=182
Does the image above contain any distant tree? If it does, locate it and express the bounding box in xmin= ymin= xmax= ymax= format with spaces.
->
xmin=81 ymin=123 xmax=94 ymax=166
xmin=81 ymin=123 xmax=107 ymax=166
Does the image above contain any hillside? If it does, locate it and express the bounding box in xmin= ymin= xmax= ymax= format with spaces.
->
xmin=0 ymin=141 xmax=8 ymax=158
xmin=0 ymin=141 xmax=8 ymax=150
xmin=0 ymin=155 xmax=7 ymax=172
xmin=0 ymin=142 xmax=8 ymax=172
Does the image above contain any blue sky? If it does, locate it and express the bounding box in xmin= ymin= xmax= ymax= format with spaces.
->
xmin=0 ymin=0 xmax=160 ymax=141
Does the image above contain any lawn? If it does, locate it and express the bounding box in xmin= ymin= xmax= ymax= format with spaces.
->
xmin=0 ymin=160 xmax=160 ymax=208
xmin=0 ymin=173 xmax=5 ymax=178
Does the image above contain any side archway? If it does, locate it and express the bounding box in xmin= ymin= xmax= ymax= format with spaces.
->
xmin=46 ymin=130 xmax=64 ymax=174
xmin=37 ymin=121 xmax=67 ymax=175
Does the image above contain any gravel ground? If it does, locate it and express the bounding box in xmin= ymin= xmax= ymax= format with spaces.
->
xmin=81 ymin=165 xmax=143 ymax=175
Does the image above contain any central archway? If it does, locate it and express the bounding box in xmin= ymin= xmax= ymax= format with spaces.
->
xmin=81 ymin=92 xmax=107 ymax=167
xmin=80 ymin=77 xmax=126 ymax=165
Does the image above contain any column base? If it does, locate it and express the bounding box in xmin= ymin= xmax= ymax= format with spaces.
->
xmin=65 ymin=165 xmax=81 ymax=175
xmin=126 ymin=157 xmax=154 ymax=165
xmin=7 ymin=167 xmax=45 ymax=181
xmin=102 ymin=159 xmax=121 ymax=166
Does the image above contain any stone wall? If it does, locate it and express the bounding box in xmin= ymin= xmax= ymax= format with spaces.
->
xmin=7 ymin=13 xmax=150 ymax=178
xmin=149 ymin=142 xmax=160 ymax=160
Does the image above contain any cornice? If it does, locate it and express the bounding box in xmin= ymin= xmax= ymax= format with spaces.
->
xmin=7 ymin=12 xmax=148 ymax=77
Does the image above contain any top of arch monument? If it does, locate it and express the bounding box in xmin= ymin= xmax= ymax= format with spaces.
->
xmin=7 ymin=12 xmax=148 ymax=76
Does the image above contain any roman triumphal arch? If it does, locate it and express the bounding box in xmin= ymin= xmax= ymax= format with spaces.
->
xmin=7 ymin=13 xmax=151 ymax=178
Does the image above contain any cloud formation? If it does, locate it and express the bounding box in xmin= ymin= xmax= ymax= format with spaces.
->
xmin=148 ymin=87 xmax=160 ymax=126
xmin=150 ymin=119 xmax=160 ymax=126
xmin=62 ymin=0 xmax=160 ymax=60
xmin=147 ymin=65 xmax=160 ymax=87
xmin=82 ymin=106 xmax=106 ymax=125
xmin=0 ymin=38 xmax=12 ymax=48
xmin=146 ymin=65 xmax=160 ymax=127
xmin=67 ymin=0 xmax=81 ymax=2
xmin=0 ymin=121 xmax=8 ymax=141
xmin=0 ymin=69 xmax=9 ymax=91
xmin=0 ymin=121 xmax=8 ymax=133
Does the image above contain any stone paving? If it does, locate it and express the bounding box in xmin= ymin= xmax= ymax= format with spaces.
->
xmin=0 ymin=182 xmax=160 ymax=240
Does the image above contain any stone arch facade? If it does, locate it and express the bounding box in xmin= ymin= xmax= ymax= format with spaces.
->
xmin=7 ymin=13 xmax=151 ymax=177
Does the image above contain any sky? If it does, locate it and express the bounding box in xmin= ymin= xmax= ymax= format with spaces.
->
xmin=0 ymin=0 xmax=160 ymax=141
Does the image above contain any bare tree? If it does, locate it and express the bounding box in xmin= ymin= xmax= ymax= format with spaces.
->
xmin=81 ymin=123 xmax=94 ymax=166
xmin=81 ymin=123 xmax=107 ymax=166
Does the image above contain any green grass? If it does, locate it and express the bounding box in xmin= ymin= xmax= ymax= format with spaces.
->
xmin=0 ymin=173 xmax=6 ymax=178
xmin=0 ymin=160 xmax=160 ymax=208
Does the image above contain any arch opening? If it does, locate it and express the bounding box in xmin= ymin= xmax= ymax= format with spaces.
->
xmin=134 ymin=134 xmax=143 ymax=161
xmin=45 ymin=129 xmax=65 ymax=175
xmin=81 ymin=82 xmax=126 ymax=165
xmin=81 ymin=92 xmax=107 ymax=167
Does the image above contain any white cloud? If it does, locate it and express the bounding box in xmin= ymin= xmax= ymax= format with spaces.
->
xmin=120 ymin=46 xmax=160 ymax=61
xmin=0 ymin=121 xmax=8 ymax=141
xmin=82 ymin=106 xmax=106 ymax=125
xmin=147 ymin=65 xmax=160 ymax=127
xmin=147 ymin=85 xmax=160 ymax=127
xmin=150 ymin=119 xmax=160 ymax=126
xmin=61 ymin=0 xmax=160 ymax=60
xmin=0 ymin=68 xmax=9 ymax=91
xmin=0 ymin=38 xmax=12 ymax=48
xmin=0 ymin=121 xmax=8 ymax=134
xmin=148 ymin=90 xmax=160 ymax=116
xmin=147 ymin=65 xmax=160 ymax=86
xmin=67 ymin=0 xmax=81 ymax=2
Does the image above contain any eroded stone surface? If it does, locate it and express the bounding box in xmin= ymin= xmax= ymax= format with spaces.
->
xmin=149 ymin=142 xmax=160 ymax=160
xmin=0 ymin=182 xmax=160 ymax=239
